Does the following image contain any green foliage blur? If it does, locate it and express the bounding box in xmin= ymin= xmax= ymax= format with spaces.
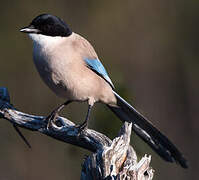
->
xmin=0 ymin=1 xmax=198 ymax=179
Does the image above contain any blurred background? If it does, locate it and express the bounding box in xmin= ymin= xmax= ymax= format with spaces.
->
xmin=0 ymin=0 xmax=198 ymax=179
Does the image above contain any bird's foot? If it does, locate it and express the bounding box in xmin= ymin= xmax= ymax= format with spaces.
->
xmin=45 ymin=111 xmax=58 ymax=129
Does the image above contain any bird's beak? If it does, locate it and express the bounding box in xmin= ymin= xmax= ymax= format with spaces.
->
xmin=20 ymin=25 xmax=41 ymax=34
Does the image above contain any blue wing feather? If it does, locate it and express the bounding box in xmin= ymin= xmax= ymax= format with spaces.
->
xmin=84 ymin=58 xmax=114 ymax=89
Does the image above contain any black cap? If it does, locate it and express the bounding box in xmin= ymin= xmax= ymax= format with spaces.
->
xmin=20 ymin=14 xmax=72 ymax=37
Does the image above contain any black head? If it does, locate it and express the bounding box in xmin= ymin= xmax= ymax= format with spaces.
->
xmin=20 ymin=14 xmax=72 ymax=37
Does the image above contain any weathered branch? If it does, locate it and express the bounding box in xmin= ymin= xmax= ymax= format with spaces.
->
xmin=81 ymin=123 xmax=154 ymax=180
xmin=0 ymin=87 xmax=154 ymax=179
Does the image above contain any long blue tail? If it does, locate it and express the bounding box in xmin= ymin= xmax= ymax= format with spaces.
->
xmin=107 ymin=91 xmax=188 ymax=168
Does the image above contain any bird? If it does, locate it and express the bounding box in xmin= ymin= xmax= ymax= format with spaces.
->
xmin=20 ymin=14 xmax=187 ymax=168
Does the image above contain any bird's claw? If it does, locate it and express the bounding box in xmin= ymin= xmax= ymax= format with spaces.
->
xmin=46 ymin=111 xmax=58 ymax=129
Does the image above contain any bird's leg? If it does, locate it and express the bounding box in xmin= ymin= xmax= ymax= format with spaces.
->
xmin=46 ymin=100 xmax=72 ymax=129
xmin=77 ymin=104 xmax=93 ymax=131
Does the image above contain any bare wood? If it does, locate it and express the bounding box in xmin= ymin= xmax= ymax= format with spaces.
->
xmin=0 ymin=87 xmax=154 ymax=179
xmin=81 ymin=122 xmax=154 ymax=180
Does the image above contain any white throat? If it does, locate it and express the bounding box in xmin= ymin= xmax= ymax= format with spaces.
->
xmin=28 ymin=33 xmax=65 ymax=47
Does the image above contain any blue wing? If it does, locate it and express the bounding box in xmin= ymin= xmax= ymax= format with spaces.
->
xmin=84 ymin=58 xmax=114 ymax=89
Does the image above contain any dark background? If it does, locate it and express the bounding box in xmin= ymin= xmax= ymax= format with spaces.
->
xmin=0 ymin=1 xmax=198 ymax=179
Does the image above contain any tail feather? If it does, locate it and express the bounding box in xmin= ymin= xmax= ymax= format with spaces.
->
xmin=107 ymin=91 xmax=188 ymax=168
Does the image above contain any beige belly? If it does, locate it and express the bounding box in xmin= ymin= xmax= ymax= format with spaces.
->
xmin=33 ymin=54 xmax=92 ymax=102
xmin=34 ymin=59 xmax=116 ymax=106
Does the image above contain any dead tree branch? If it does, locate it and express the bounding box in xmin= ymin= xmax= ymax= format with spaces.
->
xmin=0 ymin=87 xmax=154 ymax=180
